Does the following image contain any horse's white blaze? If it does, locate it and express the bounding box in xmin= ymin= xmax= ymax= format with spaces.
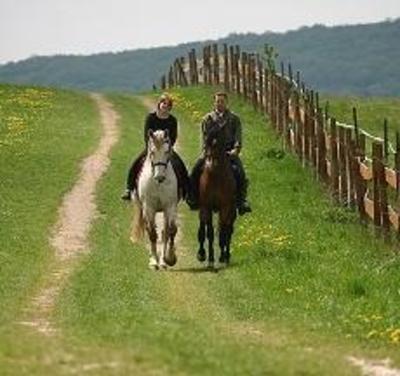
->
xmin=135 ymin=130 xmax=179 ymax=269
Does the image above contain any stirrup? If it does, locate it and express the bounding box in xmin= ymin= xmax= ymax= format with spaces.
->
xmin=121 ymin=190 xmax=132 ymax=201
xmin=238 ymin=201 xmax=252 ymax=215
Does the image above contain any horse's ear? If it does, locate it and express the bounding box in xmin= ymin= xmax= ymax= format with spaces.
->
xmin=164 ymin=129 xmax=169 ymax=139
xmin=148 ymin=129 xmax=154 ymax=139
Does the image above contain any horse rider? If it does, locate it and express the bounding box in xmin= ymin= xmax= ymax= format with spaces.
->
xmin=121 ymin=93 xmax=189 ymax=201
xmin=187 ymin=92 xmax=252 ymax=215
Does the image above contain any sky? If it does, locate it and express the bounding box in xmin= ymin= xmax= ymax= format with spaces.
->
xmin=0 ymin=0 xmax=399 ymax=64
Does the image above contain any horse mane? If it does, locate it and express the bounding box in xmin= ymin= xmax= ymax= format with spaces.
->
xmin=148 ymin=130 xmax=170 ymax=150
xmin=205 ymin=125 xmax=224 ymax=152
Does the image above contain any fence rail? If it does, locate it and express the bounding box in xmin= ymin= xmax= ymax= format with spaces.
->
xmin=159 ymin=43 xmax=400 ymax=242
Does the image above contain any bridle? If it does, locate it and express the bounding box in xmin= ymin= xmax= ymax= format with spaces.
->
xmin=150 ymin=138 xmax=172 ymax=179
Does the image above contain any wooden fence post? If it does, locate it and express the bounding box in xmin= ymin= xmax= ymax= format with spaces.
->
xmin=251 ymin=55 xmax=258 ymax=110
xmin=213 ymin=44 xmax=219 ymax=85
xmin=330 ymin=118 xmax=339 ymax=202
xmin=309 ymin=91 xmax=317 ymax=169
xmin=345 ymin=128 xmax=355 ymax=207
xmin=229 ymin=45 xmax=235 ymax=91
xmin=351 ymin=137 xmax=368 ymax=224
xmin=303 ymin=93 xmax=310 ymax=163
xmin=235 ymin=45 xmax=241 ymax=94
xmin=317 ymin=108 xmax=328 ymax=182
xmin=264 ymin=69 xmax=269 ymax=114
xmin=270 ymin=74 xmax=276 ymax=129
xmin=294 ymin=90 xmax=303 ymax=161
xmin=372 ymin=142 xmax=382 ymax=233
xmin=247 ymin=54 xmax=253 ymax=102
xmin=241 ymin=52 xmax=247 ymax=99
xmin=338 ymin=127 xmax=348 ymax=205
xmin=258 ymin=57 xmax=264 ymax=111
xmin=223 ymin=44 xmax=230 ymax=91
xmin=384 ymin=118 xmax=389 ymax=161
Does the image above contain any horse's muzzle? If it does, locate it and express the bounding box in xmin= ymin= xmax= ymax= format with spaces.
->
xmin=155 ymin=175 xmax=166 ymax=183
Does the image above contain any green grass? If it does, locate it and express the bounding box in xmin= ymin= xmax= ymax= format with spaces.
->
xmin=321 ymin=95 xmax=400 ymax=162
xmin=55 ymin=88 xmax=399 ymax=375
xmin=173 ymin=87 xmax=400 ymax=354
xmin=0 ymin=84 xmax=100 ymax=347
xmin=321 ymin=95 xmax=400 ymax=137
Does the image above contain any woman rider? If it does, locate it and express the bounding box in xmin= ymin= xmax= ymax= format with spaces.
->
xmin=121 ymin=93 xmax=189 ymax=201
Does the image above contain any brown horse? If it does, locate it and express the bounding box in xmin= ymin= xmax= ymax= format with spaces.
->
xmin=197 ymin=126 xmax=237 ymax=268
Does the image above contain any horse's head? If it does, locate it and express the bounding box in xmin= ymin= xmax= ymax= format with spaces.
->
xmin=147 ymin=129 xmax=172 ymax=183
xmin=204 ymin=126 xmax=225 ymax=168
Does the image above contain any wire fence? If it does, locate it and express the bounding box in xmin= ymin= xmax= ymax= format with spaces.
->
xmin=160 ymin=43 xmax=400 ymax=243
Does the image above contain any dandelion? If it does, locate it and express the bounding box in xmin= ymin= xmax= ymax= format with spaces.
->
xmin=389 ymin=328 xmax=400 ymax=344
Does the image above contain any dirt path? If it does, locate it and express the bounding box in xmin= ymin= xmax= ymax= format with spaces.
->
xmin=18 ymin=93 xmax=120 ymax=335
xmin=348 ymin=357 xmax=400 ymax=376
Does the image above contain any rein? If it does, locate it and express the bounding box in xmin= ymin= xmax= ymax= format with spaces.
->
xmin=151 ymin=160 xmax=169 ymax=169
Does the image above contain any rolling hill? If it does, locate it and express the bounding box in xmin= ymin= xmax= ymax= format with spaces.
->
xmin=0 ymin=19 xmax=399 ymax=95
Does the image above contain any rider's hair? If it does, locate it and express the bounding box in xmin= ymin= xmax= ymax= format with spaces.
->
xmin=214 ymin=92 xmax=228 ymax=100
xmin=157 ymin=93 xmax=173 ymax=109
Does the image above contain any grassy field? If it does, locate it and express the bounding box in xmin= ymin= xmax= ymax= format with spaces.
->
xmin=321 ymin=94 xmax=400 ymax=162
xmin=56 ymin=88 xmax=399 ymax=374
xmin=0 ymin=84 xmax=101 ymax=373
xmin=1 ymin=84 xmax=399 ymax=375
xmin=0 ymin=84 xmax=101 ymax=326
xmin=321 ymin=95 xmax=400 ymax=136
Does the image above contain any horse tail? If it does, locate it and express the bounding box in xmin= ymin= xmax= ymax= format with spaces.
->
xmin=131 ymin=200 xmax=145 ymax=243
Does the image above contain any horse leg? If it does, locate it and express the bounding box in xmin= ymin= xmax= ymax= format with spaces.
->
xmin=197 ymin=220 xmax=206 ymax=262
xmin=158 ymin=214 xmax=168 ymax=270
xmin=226 ymin=223 xmax=234 ymax=265
xmin=218 ymin=224 xmax=227 ymax=265
xmin=164 ymin=207 xmax=178 ymax=267
xmin=220 ymin=223 xmax=233 ymax=265
xmin=206 ymin=215 xmax=215 ymax=269
xmin=145 ymin=210 xmax=158 ymax=269
xmin=219 ymin=208 xmax=236 ymax=266
xmin=147 ymin=222 xmax=158 ymax=269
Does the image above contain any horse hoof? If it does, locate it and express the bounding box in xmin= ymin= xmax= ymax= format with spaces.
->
xmin=197 ymin=250 xmax=206 ymax=262
xmin=149 ymin=259 xmax=159 ymax=270
xmin=207 ymin=261 xmax=215 ymax=270
xmin=219 ymin=254 xmax=230 ymax=266
xmin=164 ymin=254 xmax=177 ymax=267
xmin=158 ymin=263 xmax=168 ymax=270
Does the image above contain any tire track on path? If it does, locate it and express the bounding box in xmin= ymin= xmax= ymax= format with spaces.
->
xmin=18 ymin=93 xmax=120 ymax=336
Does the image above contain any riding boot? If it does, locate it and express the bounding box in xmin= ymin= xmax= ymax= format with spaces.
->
xmin=231 ymin=156 xmax=252 ymax=215
xmin=237 ymin=178 xmax=252 ymax=215
xmin=171 ymin=151 xmax=190 ymax=200
xmin=187 ymin=158 xmax=204 ymax=210
xmin=121 ymin=151 xmax=146 ymax=201
xmin=121 ymin=189 xmax=132 ymax=201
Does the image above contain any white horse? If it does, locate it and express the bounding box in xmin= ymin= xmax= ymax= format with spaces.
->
xmin=132 ymin=129 xmax=178 ymax=270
